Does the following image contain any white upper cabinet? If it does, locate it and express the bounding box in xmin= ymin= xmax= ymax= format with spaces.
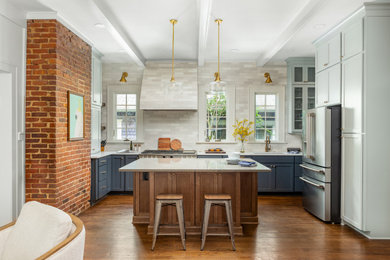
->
xmin=342 ymin=53 xmax=363 ymax=133
xmin=342 ymin=19 xmax=363 ymax=61
xmin=316 ymin=34 xmax=341 ymax=72
xmin=328 ymin=64 xmax=341 ymax=105
xmin=315 ymin=63 xmax=341 ymax=107
xmin=91 ymin=53 xmax=102 ymax=106
xmin=316 ymin=70 xmax=328 ymax=106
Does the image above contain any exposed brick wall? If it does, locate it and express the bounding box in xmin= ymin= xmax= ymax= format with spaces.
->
xmin=26 ymin=19 xmax=91 ymax=215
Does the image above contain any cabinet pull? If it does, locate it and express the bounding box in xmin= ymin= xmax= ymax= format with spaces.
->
xmin=101 ymin=186 xmax=107 ymax=190
xmin=100 ymin=160 xmax=106 ymax=164
xmin=100 ymin=171 xmax=107 ymax=174
xmin=323 ymin=63 xmax=328 ymax=66
xmin=324 ymin=101 xmax=329 ymax=103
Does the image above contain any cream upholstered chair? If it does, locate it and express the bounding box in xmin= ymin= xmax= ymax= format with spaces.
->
xmin=0 ymin=201 xmax=85 ymax=260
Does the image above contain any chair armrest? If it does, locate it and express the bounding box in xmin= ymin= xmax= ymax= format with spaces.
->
xmin=0 ymin=225 xmax=15 ymax=256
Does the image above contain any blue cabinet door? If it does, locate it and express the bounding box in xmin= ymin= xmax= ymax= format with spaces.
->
xmin=275 ymin=164 xmax=294 ymax=191
xmin=111 ymin=155 xmax=125 ymax=191
xmin=124 ymin=156 xmax=137 ymax=191
xmin=258 ymin=164 xmax=275 ymax=192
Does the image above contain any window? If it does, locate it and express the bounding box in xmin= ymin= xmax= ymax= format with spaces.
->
xmin=255 ymin=94 xmax=277 ymax=141
xmin=115 ymin=94 xmax=137 ymax=141
xmin=206 ymin=92 xmax=226 ymax=140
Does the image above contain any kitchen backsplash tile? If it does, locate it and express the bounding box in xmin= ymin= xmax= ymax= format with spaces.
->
xmin=102 ymin=62 xmax=301 ymax=153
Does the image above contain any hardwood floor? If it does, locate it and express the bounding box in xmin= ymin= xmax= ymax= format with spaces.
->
xmin=79 ymin=195 xmax=390 ymax=259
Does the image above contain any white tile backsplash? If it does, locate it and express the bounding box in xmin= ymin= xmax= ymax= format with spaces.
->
xmin=102 ymin=61 xmax=302 ymax=153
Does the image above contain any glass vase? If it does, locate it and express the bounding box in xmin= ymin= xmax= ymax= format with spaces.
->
xmin=240 ymin=141 xmax=245 ymax=153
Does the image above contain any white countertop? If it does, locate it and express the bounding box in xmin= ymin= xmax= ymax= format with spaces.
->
xmin=91 ymin=150 xmax=302 ymax=159
xmin=119 ymin=158 xmax=271 ymax=173
xmin=196 ymin=151 xmax=301 ymax=156
xmin=90 ymin=150 xmax=140 ymax=159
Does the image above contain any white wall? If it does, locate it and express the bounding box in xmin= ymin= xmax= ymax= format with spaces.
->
xmin=102 ymin=62 xmax=302 ymax=153
xmin=0 ymin=8 xmax=26 ymax=225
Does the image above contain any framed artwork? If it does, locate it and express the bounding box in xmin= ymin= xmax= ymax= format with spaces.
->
xmin=67 ymin=91 xmax=85 ymax=141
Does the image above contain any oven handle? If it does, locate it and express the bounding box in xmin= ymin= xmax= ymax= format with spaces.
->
xmin=299 ymin=177 xmax=324 ymax=189
xmin=299 ymin=164 xmax=325 ymax=174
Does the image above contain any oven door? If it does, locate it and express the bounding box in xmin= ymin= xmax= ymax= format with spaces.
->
xmin=300 ymin=175 xmax=331 ymax=221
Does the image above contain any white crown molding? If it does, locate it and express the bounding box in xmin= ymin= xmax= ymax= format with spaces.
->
xmin=197 ymin=0 xmax=213 ymax=67
xmin=0 ymin=1 xmax=26 ymax=28
xmin=26 ymin=11 xmax=95 ymax=48
xmin=256 ymin=0 xmax=325 ymax=67
xmin=92 ymin=0 xmax=145 ymax=68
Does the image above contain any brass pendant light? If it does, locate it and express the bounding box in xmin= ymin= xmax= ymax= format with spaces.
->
xmin=170 ymin=19 xmax=177 ymax=83
xmin=209 ymin=18 xmax=226 ymax=92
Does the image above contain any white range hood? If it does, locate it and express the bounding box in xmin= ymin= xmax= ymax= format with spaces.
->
xmin=140 ymin=61 xmax=198 ymax=110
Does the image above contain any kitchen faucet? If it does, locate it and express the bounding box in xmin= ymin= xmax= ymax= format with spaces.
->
xmin=265 ymin=136 xmax=271 ymax=152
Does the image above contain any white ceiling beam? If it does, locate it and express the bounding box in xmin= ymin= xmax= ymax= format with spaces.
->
xmin=92 ymin=0 xmax=145 ymax=67
xmin=256 ymin=0 xmax=325 ymax=66
xmin=197 ymin=0 xmax=213 ymax=66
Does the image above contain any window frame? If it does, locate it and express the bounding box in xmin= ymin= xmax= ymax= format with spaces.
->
xmin=249 ymin=85 xmax=285 ymax=143
xmin=198 ymin=84 xmax=235 ymax=142
xmin=107 ymin=84 xmax=143 ymax=143
xmin=254 ymin=93 xmax=278 ymax=141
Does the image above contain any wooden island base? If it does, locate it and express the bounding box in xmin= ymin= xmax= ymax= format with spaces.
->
xmin=132 ymin=171 xmax=258 ymax=235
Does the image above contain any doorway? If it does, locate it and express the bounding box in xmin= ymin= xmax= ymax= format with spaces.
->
xmin=0 ymin=65 xmax=23 ymax=226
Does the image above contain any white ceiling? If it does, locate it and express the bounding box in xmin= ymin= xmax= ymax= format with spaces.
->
xmin=7 ymin=0 xmax=372 ymax=65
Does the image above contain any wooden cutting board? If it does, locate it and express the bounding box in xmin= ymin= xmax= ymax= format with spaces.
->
xmin=158 ymin=138 xmax=171 ymax=150
xmin=170 ymin=139 xmax=182 ymax=150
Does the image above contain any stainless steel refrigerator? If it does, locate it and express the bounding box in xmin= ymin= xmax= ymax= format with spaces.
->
xmin=301 ymin=105 xmax=341 ymax=223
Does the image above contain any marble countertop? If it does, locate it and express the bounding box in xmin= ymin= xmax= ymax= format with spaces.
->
xmin=119 ymin=158 xmax=271 ymax=173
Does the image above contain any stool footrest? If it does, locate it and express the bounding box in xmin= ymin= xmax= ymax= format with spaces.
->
xmin=204 ymin=233 xmax=230 ymax=236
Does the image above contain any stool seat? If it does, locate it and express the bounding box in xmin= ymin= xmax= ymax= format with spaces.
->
xmin=204 ymin=194 xmax=231 ymax=200
xmin=156 ymin=194 xmax=184 ymax=200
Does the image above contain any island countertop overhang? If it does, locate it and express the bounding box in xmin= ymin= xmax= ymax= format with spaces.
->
xmin=119 ymin=158 xmax=271 ymax=173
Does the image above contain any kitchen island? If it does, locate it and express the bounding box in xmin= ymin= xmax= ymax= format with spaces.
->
xmin=120 ymin=158 xmax=270 ymax=235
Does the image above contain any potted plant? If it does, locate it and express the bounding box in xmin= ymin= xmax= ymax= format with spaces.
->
xmin=232 ymin=119 xmax=254 ymax=153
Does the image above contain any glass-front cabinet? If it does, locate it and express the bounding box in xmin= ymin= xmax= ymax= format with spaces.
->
xmin=293 ymin=86 xmax=315 ymax=130
xmin=293 ymin=65 xmax=315 ymax=84
xmin=286 ymin=57 xmax=316 ymax=134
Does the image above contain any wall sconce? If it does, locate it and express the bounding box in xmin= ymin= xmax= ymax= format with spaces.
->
xmin=264 ymin=72 xmax=272 ymax=84
xmin=120 ymin=72 xmax=128 ymax=83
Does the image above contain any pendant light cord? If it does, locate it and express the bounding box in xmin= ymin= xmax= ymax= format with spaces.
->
xmin=170 ymin=19 xmax=177 ymax=82
xmin=218 ymin=20 xmax=220 ymax=79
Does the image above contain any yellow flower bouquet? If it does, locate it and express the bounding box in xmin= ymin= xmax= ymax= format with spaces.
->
xmin=233 ymin=119 xmax=254 ymax=153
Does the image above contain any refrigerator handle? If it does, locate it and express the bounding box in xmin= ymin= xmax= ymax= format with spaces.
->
xmin=305 ymin=112 xmax=315 ymax=160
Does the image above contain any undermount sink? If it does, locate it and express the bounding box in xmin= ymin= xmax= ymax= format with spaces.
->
xmin=118 ymin=149 xmax=138 ymax=154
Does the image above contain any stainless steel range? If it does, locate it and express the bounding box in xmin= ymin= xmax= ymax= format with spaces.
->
xmin=139 ymin=150 xmax=197 ymax=158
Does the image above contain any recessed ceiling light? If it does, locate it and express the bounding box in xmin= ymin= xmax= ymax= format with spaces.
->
xmin=231 ymin=49 xmax=240 ymax=52
xmin=94 ymin=23 xmax=105 ymax=29
xmin=313 ymin=24 xmax=326 ymax=30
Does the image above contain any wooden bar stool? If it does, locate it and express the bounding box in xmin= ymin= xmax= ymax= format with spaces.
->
xmin=151 ymin=194 xmax=186 ymax=251
xmin=201 ymin=194 xmax=236 ymax=251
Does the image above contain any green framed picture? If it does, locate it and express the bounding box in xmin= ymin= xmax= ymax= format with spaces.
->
xmin=67 ymin=91 xmax=84 ymax=141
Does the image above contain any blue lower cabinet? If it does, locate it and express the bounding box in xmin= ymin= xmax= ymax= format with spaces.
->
xmin=258 ymin=164 xmax=275 ymax=191
xmin=124 ymin=156 xmax=137 ymax=191
xmin=246 ymin=155 xmax=300 ymax=193
xmin=111 ymin=155 xmax=125 ymax=191
xmin=294 ymin=156 xmax=303 ymax=192
xmin=91 ymin=156 xmax=112 ymax=204
xmin=274 ymin=164 xmax=294 ymax=192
